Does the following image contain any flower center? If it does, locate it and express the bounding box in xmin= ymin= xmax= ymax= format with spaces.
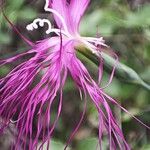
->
xmin=26 ymin=0 xmax=107 ymax=54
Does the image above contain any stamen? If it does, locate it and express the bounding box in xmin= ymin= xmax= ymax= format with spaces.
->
xmin=83 ymin=37 xmax=107 ymax=47
xmin=26 ymin=18 xmax=52 ymax=34
xmin=26 ymin=18 xmax=72 ymax=38
xmin=26 ymin=0 xmax=73 ymax=38
xmin=80 ymin=36 xmax=109 ymax=56
xmin=80 ymin=39 xmax=99 ymax=54
xmin=26 ymin=0 xmax=107 ymax=54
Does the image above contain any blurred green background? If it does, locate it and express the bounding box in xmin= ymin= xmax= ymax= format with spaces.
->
xmin=0 ymin=0 xmax=150 ymax=149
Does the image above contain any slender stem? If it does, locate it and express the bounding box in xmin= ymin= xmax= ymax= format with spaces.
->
xmin=76 ymin=45 xmax=150 ymax=91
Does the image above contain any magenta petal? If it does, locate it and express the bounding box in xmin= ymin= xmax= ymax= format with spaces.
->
xmin=0 ymin=37 xmax=67 ymax=149
xmin=69 ymin=0 xmax=90 ymax=32
xmin=49 ymin=0 xmax=90 ymax=34
xmin=50 ymin=0 xmax=71 ymax=30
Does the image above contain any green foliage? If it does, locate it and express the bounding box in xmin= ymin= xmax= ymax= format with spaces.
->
xmin=0 ymin=0 xmax=37 ymax=44
xmin=80 ymin=3 xmax=150 ymax=36
xmin=76 ymin=137 xmax=108 ymax=150
xmin=38 ymin=140 xmax=66 ymax=150
xmin=76 ymin=138 xmax=99 ymax=150
xmin=125 ymin=4 xmax=150 ymax=27
xmin=50 ymin=140 xmax=65 ymax=150
xmin=0 ymin=31 xmax=11 ymax=44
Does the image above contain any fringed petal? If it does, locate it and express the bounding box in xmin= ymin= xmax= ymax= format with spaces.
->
xmin=0 ymin=38 xmax=67 ymax=149
xmin=49 ymin=0 xmax=71 ymax=30
xmin=68 ymin=54 xmax=131 ymax=150
xmin=69 ymin=0 xmax=90 ymax=33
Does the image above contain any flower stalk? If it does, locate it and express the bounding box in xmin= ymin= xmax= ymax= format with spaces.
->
xmin=76 ymin=45 xmax=150 ymax=90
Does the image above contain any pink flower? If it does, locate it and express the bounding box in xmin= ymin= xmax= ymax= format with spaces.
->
xmin=1 ymin=0 xmax=148 ymax=149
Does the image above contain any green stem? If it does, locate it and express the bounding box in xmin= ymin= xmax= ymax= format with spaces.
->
xmin=76 ymin=45 xmax=150 ymax=90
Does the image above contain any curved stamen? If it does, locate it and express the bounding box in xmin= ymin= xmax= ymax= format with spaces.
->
xmin=26 ymin=18 xmax=72 ymax=38
xmin=26 ymin=18 xmax=52 ymax=34
xmin=26 ymin=0 xmax=108 ymax=55
xmin=26 ymin=0 xmax=72 ymax=37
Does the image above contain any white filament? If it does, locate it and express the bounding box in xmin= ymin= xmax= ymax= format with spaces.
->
xmin=26 ymin=18 xmax=52 ymax=34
